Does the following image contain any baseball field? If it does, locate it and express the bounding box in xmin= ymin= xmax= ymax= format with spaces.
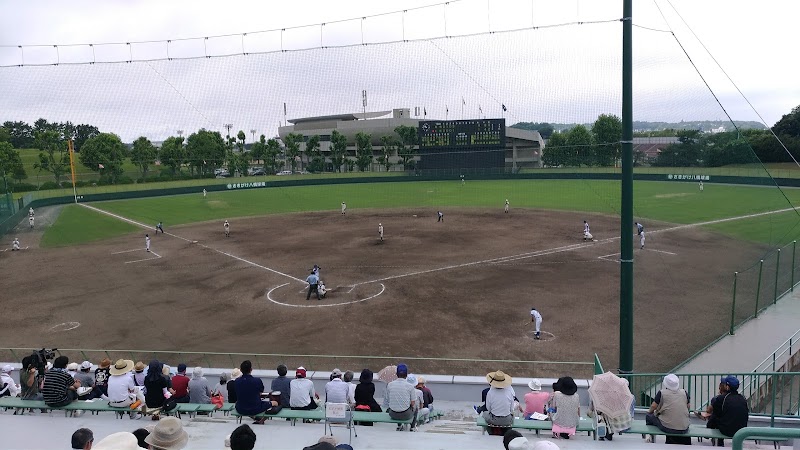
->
xmin=2 ymin=178 xmax=799 ymax=377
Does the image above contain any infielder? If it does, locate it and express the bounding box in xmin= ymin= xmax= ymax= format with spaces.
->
xmin=530 ymin=307 xmax=542 ymax=340
xmin=583 ymin=220 xmax=595 ymax=241
xmin=635 ymin=222 xmax=645 ymax=249
xmin=504 ymin=199 xmax=509 ymax=213
xmin=437 ymin=211 xmax=444 ymax=222
xmin=224 ymin=220 xmax=230 ymax=237
xmin=12 ymin=237 xmax=21 ymax=251
xmin=145 ymin=234 xmax=151 ymax=252
xmin=461 ymin=175 xmax=465 ymax=186
xmin=378 ymin=223 xmax=384 ymax=242
xmin=699 ymin=180 xmax=704 ymax=192
xmin=341 ymin=202 xmax=347 ymax=215
xmin=155 ymin=222 xmax=164 ymax=234
xmin=29 ymin=215 xmax=34 ymax=229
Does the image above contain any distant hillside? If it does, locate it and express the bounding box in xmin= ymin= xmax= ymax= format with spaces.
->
xmin=511 ymin=120 xmax=767 ymax=134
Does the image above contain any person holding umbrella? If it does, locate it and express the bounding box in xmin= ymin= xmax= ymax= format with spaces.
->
xmin=587 ymin=372 xmax=635 ymax=441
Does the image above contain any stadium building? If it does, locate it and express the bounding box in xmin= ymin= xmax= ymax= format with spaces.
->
xmin=277 ymin=108 xmax=544 ymax=173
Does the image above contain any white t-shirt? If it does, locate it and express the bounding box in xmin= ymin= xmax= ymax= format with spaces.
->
xmin=0 ymin=373 xmax=20 ymax=397
xmin=486 ymin=386 xmax=516 ymax=417
xmin=289 ymin=378 xmax=316 ymax=407
xmin=107 ymin=374 xmax=135 ymax=402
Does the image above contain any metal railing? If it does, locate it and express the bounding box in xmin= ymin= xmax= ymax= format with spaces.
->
xmin=627 ymin=372 xmax=800 ymax=425
xmin=732 ymin=427 xmax=800 ymax=450
xmin=0 ymin=348 xmax=594 ymax=379
xmin=753 ymin=328 xmax=800 ymax=374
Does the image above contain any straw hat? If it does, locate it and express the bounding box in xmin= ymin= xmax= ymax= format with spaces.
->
xmin=144 ymin=417 xmax=189 ymax=450
xmin=486 ymin=370 xmax=513 ymax=388
xmin=231 ymin=368 xmax=242 ymax=380
xmin=134 ymin=361 xmax=146 ymax=372
xmin=109 ymin=359 xmax=135 ymax=376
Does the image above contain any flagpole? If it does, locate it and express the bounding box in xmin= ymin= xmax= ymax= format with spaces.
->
xmin=68 ymin=140 xmax=78 ymax=203
xmin=446 ymin=105 xmax=449 ymax=121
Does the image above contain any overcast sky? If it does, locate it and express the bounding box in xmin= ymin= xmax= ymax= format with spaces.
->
xmin=1 ymin=0 xmax=797 ymax=142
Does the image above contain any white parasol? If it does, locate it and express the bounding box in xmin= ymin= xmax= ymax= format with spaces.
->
xmin=376 ymin=365 xmax=398 ymax=383
xmin=588 ymin=371 xmax=634 ymax=418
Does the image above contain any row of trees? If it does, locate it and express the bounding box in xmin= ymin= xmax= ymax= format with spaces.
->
xmin=2 ymin=119 xmax=99 ymax=151
xmin=541 ymin=114 xmax=624 ymax=167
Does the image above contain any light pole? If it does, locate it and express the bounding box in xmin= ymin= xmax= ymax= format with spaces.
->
xmin=224 ymin=124 xmax=233 ymax=138
xmin=250 ymin=129 xmax=256 ymax=143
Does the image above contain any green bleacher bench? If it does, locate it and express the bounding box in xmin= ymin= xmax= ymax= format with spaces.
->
xmin=220 ymin=402 xmax=236 ymax=416
xmin=173 ymin=403 xmax=200 ymax=419
xmin=352 ymin=411 xmax=414 ymax=427
xmin=477 ymin=416 xmax=595 ymax=439
xmin=232 ymin=408 xmax=324 ymax=425
xmin=62 ymin=400 xmax=133 ymax=418
xmin=0 ymin=397 xmax=50 ymax=414
xmin=0 ymin=398 xmax=133 ymax=418
xmin=623 ymin=421 xmax=784 ymax=447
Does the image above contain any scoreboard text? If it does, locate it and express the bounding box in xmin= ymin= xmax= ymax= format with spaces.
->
xmin=418 ymin=119 xmax=506 ymax=149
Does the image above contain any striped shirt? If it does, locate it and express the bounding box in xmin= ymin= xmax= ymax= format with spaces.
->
xmin=42 ymin=369 xmax=75 ymax=405
xmin=383 ymin=378 xmax=415 ymax=412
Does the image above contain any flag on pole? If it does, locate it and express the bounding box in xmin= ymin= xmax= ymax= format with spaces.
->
xmin=98 ymin=163 xmax=105 ymax=169
xmin=479 ymin=105 xmax=483 ymax=114
xmin=462 ymin=97 xmax=465 ymax=105
xmin=423 ymin=107 xmax=427 ymax=116
xmin=502 ymin=104 xmax=507 ymax=112
xmin=446 ymin=105 xmax=449 ymax=113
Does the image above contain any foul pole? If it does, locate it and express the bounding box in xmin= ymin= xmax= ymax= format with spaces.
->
xmin=68 ymin=140 xmax=78 ymax=203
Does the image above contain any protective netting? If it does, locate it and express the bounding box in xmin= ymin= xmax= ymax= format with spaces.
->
xmin=1 ymin=0 xmax=799 ymax=374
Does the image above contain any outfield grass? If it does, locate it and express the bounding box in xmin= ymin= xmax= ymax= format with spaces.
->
xmin=40 ymin=204 xmax=140 ymax=247
xmin=85 ymin=179 xmax=800 ymax=246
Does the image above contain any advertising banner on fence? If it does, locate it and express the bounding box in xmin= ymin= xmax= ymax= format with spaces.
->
xmin=667 ymin=174 xmax=710 ymax=181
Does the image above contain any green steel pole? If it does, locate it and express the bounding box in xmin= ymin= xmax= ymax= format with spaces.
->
xmin=619 ymin=0 xmax=634 ymax=376
xmin=774 ymin=249 xmax=781 ymax=304
xmin=755 ymin=260 xmax=764 ymax=318
xmin=730 ymin=272 xmax=738 ymax=335
xmin=790 ymin=241 xmax=797 ymax=292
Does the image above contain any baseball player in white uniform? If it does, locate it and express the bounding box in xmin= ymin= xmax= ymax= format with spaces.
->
xmin=583 ymin=221 xmax=594 ymax=241
xmin=699 ymin=181 xmax=703 ymax=192
xmin=224 ymin=220 xmax=230 ymax=237
xmin=341 ymin=202 xmax=347 ymax=215
xmin=12 ymin=237 xmax=21 ymax=251
xmin=636 ymin=222 xmax=645 ymax=249
xmin=29 ymin=207 xmax=34 ymax=217
xmin=437 ymin=211 xmax=444 ymax=222
xmin=378 ymin=223 xmax=384 ymax=242
xmin=530 ymin=307 xmax=542 ymax=339
xmin=504 ymin=199 xmax=509 ymax=213
xmin=29 ymin=215 xmax=34 ymax=229
xmin=203 ymin=188 xmax=207 ymax=198
xmin=145 ymin=234 xmax=151 ymax=252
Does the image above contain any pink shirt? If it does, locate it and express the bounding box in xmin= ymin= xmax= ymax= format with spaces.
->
xmin=524 ymin=391 xmax=550 ymax=416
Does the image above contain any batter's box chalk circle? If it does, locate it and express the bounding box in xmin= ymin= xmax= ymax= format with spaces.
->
xmin=525 ymin=330 xmax=555 ymax=342
xmin=47 ymin=322 xmax=81 ymax=333
xmin=266 ymin=282 xmax=386 ymax=308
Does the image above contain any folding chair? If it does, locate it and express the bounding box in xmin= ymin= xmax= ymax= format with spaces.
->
xmin=324 ymin=403 xmax=356 ymax=445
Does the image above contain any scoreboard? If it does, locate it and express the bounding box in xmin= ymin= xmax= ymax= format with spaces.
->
xmin=418 ymin=119 xmax=506 ymax=149
xmin=417 ymin=119 xmax=506 ymax=171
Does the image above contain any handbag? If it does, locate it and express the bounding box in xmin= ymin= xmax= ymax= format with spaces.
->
xmin=211 ymin=393 xmax=224 ymax=409
xmin=162 ymin=398 xmax=178 ymax=412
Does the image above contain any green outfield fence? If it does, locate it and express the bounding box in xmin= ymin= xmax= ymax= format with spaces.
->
xmin=0 ymin=348 xmax=595 ymax=380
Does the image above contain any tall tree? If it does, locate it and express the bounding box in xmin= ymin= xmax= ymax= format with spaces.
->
xmin=653 ymin=129 xmax=702 ymax=167
xmin=394 ymin=125 xmax=418 ymax=170
xmin=251 ymin=135 xmax=267 ymax=165
xmin=2 ymin=121 xmax=34 ymax=148
xmin=159 ymin=136 xmax=186 ymax=175
xmin=591 ymin=114 xmax=622 ymax=167
xmin=0 ymin=126 xmax=10 ymax=144
xmin=79 ymin=133 xmax=128 ymax=183
xmin=304 ymin=135 xmax=323 ymax=173
xmin=0 ymin=142 xmax=25 ymax=192
xmin=283 ymin=133 xmax=304 ymax=173
xmin=378 ymin=135 xmax=396 ymax=172
xmin=130 ymin=136 xmax=158 ymax=179
xmin=33 ymin=130 xmax=70 ymax=185
xmin=772 ymin=105 xmax=800 ymax=137
xmin=565 ymin=125 xmax=594 ymax=166
xmin=73 ymin=124 xmax=100 ymax=151
xmin=541 ymin=131 xmax=567 ymax=167
xmin=186 ymin=129 xmax=225 ymax=175
xmin=354 ymin=132 xmax=373 ymax=172
xmin=329 ymin=130 xmax=348 ymax=172
xmin=265 ymin=138 xmax=281 ymax=173
xmin=236 ymin=130 xmax=246 ymax=153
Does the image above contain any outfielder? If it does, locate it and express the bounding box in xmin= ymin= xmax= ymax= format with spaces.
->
xmin=530 ymin=307 xmax=542 ymax=340
xmin=341 ymin=202 xmax=347 ymax=215
xmin=636 ymin=222 xmax=645 ymax=249
xmin=224 ymin=220 xmax=230 ymax=237
xmin=12 ymin=237 xmax=21 ymax=251
xmin=378 ymin=223 xmax=384 ymax=242
xmin=155 ymin=221 xmax=164 ymax=234
xmin=145 ymin=234 xmax=151 ymax=252
xmin=29 ymin=215 xmax=34 ymax=229
xmin=504 ymin=199 xmax=509 ymax=213
xmin=203 ymin=188 xmax=207 ymax=198
xmin=699 ymin=181 xmax=704 ymax=192
xmin=583 ymin=221 xmax=595 ymax=241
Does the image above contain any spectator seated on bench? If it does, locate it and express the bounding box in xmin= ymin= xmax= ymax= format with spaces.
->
xmin=234 ymin=360 xmax=280 ymax=425
xmin=644 ymin=374 xmax=690 ymax=444
xmin=482 ymin=370 xmax=517 ymax=434
xmin=549 ymin=376 xmax=580 ymax=439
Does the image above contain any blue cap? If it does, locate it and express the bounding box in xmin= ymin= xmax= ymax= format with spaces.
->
xmin=178 ymin=363 xmax=187 ymax=373
xmin=721 ymin=375 xmax=739 ymax=390
xmin=396 ymin=364 xmax=408 ymax=375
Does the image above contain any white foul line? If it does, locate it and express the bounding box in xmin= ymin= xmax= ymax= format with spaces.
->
xmin=112 ymin=248 xmax=146 ymax=255
xmin=82 ymin=203 xmax=304 ymax=283
xmin=646 ymin=248 xmax=677 ymax=256
xmin=125 ymin=251 xmax=161 ymax=264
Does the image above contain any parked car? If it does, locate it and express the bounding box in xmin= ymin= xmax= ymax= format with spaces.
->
xmin=215 ymin=169 xmax=230 ymax=178
xmin=248 ymin=167 xmax=266 ymax=176
xmin=276 ymin=170 xmax=292 ymax=176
